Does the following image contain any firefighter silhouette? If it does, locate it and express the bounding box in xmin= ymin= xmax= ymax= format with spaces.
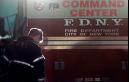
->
xmin=1 ymin=28 xmax=45 ymax=82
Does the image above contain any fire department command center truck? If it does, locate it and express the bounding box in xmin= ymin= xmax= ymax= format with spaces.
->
xmin=26 ymin=0 xmax=128 ymax=82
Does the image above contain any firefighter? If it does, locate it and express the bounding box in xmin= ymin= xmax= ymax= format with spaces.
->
xmin=0 ymin=37 xmax=12 ymax=82
xmin=5 ymin=28 xmax=45 ymax=82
